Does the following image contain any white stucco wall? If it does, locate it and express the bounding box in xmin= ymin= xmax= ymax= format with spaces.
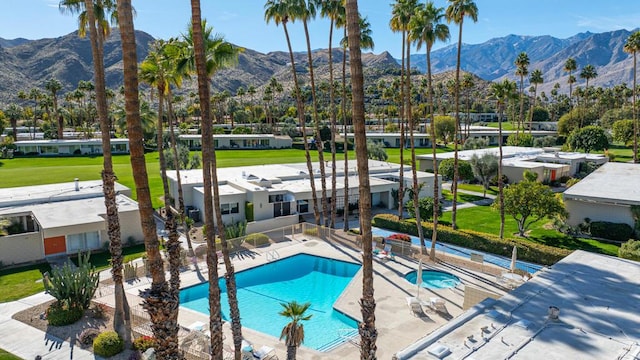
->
xmin=0 ymin=232 xmax=43 ymax=265
xmin=565 ymin=199 xmax=634 ymax=227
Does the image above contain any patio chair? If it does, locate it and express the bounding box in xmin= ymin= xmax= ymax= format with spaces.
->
xmin=406 ymin=296 xmax=423 ymax=317
xmin=430 ymin=297 xmax=448 ymax=313
xmin=253 ymin=345 xmax=277 ymax=359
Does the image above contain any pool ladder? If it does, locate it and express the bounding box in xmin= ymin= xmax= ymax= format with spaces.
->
xmin=266 ymin=249 xmax=280 ymax=262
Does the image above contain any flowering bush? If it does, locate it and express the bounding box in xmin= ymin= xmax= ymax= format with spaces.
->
xmin=132 ymin=335 xmax=156 ymax=351
xmin=387 ymin=233 xmax=411 ymax=242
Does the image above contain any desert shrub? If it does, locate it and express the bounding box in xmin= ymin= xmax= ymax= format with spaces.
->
xmin=245 ymin=233 xmax=270 ymax=247
xmin=91 ymin=303 xmax=108 ymax=319
xmin=93 ymin=331 xmax=124 ymax=357
xmin=372 ymin=213 xmax=571 ymax=266
xmin=79 ymin=328 xmax=101 ymax=346
xmin=303 ymin=228 xmax=319 ymax=236
xmin=590 ymin=221 xmax=633 ymax=241
xmin=565 ymin=178 xmax=580 ymax=188
xmin=490 ymin=174 xmax=509 ymax=186
xmin=619 ymin=239 xmax=640 ymax=261
xmin=132 ymin=335 xmax=157 ymax=351
xmin=43 ymin=252 xmax=99 ymax=310
xmin=387 ymin=233 xmax=411 ymax=242
xmin=46 ymin=301 xmax=84 ymax=326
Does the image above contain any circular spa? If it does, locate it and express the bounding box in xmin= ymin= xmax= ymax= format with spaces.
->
xmin=404 ymin=270 xmax=461 ymax=289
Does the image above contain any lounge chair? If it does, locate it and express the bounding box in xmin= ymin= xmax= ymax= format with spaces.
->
xmin=406 ymin=296 xmax=423 ymax=317
xmin=253 ymin=345 xmax=277 ymax=359
xmin=430 ymin=297 xmax=447 ymax=313
xmin=376 ymin=244 xmax=394 ymax=261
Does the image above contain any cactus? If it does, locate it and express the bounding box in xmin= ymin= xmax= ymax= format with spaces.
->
xmin=42 ymin=252 xmax=100 ymax=310
xmin=123 ymin=262 xmax=137 ymax=281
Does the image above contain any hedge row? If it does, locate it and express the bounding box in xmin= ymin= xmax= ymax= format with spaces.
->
xmin=372 ymin=214 xmax=571 ymax=266
xmin=589 ymin=221 xmax=633 ymax=242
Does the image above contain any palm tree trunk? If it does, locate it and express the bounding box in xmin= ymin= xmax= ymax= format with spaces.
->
xmin=85 ymin=0 xmax=130 ymax=345
xmin=634 ymin=51 xmax=638 ymax=163
xmin=342 ymin=42 xmax=350 ymax=233
xmin=283 ymin=22 xmax=320 ymax=225
xmin=286 ymin=345 xmax=297 ymax=360
xmin=189 ymin=2 xmax=225 ymax=358
xmin=328 ymin=20 xmax=338 ymax=229
xmin=345 ymin=1 xmax=377 ymax=358
xmin=303 ymin=20 xmax=329 ymax=227
xmin=517 ymin=74 xmax=524 ymax=141
xmin=498 ymin=105 xmax=505 ymax=239
xmin=451 ymin=20 xmax=464 ymax=230
xmin=427 ymin=46 xmax=439 ymax=261
xmin=117 ymin=0 xmax=180 ymax=357
xmin=398 ymin=31 xmax=406 ymax=221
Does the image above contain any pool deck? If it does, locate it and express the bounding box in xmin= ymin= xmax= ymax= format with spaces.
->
xmin=91 ymin=229 xmax=512 ymax=359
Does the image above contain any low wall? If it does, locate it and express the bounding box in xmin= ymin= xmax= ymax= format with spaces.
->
xmin=246 ymin=215 xmax=298 ymax=234
xmin=0 ymin=232 xmax=43 ymax=265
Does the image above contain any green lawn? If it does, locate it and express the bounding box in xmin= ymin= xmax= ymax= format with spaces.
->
xmin=69 ymin=244 xmax=148 ymax=271
xmin=458 ymin=183 xmax=499 ymax=196
xmin=0 ymin=263 xmax=50 ymax=303
xmin=439 ymin=206 xmax=620 ymax=256
xmin=0 ymin=349 xmax=22 ymax=360
xmin=442 ymin=189 xmax=485 ymax=203
xmin=482 ymin=122 xmax=517 ymax=131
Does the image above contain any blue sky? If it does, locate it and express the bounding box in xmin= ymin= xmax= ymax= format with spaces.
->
xmin=2 ymin=0 xmax=640 ymax=58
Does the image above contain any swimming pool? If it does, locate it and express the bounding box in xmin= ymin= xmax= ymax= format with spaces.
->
xmin=404 ymin=270 xmax=461 ymax=289
xmin=372 ymin=227 xmax=544 ymax=273
xmin=180 ymin=254 xmax=361 ymax=351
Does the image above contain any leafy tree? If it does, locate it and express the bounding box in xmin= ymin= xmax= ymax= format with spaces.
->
xmin=439 ymin=158 xmax=473 ymax=185
xmin=279 ymin=301 xmax=312 ymax=360
xmin=367 ymin=140 xmax=388 ymax=161
xmin=406 ymin=196 xmax=441 ymax=221
xmin=568 ymin=125 xmax=609 ymax=153
xmin=612 ymin=119 xmax=634 ymax=145
xmin=231 ymin=126 xmax=252 ymax=134
xmin=557 ymin=108 xmax=598 ymax=136
xmin=433 ymin=115 xmax=456 ymax=145
xmin=493 ymin=180 xmax=567 ymax=236
xmin=463 ymin=137 xmax=488 ymax=150
xmin=468 ymin=153 xmax=498 ymax=197
xmin=506 ymin=133 xmax=533 ymax=147
xmin=164 ymin=145 xmax=200 ymax=170
xmin=530 ymin=106 xmax=550 ymax=122
xmin=533 ymin=135 xmax=558 ymax=148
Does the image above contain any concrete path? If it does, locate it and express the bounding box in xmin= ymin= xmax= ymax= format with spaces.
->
xmin=0 ymin=293 xmax=96 ymax=360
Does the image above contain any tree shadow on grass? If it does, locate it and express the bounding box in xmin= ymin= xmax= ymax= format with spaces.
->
xmin=529 ymin=234 xmax=618 ymax=255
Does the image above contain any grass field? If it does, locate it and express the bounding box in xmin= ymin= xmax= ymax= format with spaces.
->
xmin=0 ymin=349 xmax=22 ymax=360
xmin=0 ymin=263 xmax=50 ymax=303
xmin=439 ymin=206 xmax=620 ymax=256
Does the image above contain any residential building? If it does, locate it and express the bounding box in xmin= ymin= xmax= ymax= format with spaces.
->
xmin=563 ymin=162 xmax=640 ymax=227
xmin=166 ymin=160 xmax=439 ymax=233
xmin=13 ymin=138 xmax=130 ymax=156
xmin=0 ymin=180 xmax=143 ymax=265
xmin=179 ymin=134 xmax=293 ymax=150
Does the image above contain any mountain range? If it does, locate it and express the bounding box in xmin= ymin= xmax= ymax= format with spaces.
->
xmin=0 ymin=28 xmax=637 ymax=106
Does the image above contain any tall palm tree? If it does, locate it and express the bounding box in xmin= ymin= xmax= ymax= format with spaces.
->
xmin=5 ymin=104 xmax=22 ymax=141
xmin=345 ymin=0 xmax=377 ymax=357
xmin=461 ymin=72 xmax=474 ymax=138
xmin=564 ymin=57 xmax=577 ymax=107
xmin=319 ymin=0 xmax=342 ymax=228
xmin=279 ymin=301 xmax=312 ymax=360
xmin=44 ymin=78 xmax=63 ymax=139
xmin=625 ymin=30 xmax=640 ymax=163
xmin=529 ymin=69 xmax=543 ymax=134
xmin=579 ymin=64 xmax=597 ymax=128
xmin=446 ymin=0 xmax=478 ymax=230
xmin=265 ymin=0 xmax=321 ymax=226
xmin=65 ymin=0 xmax=131 ymax=346
xmin=409 ymin=0 xmax=449 ymax=259
xmin=116 ymin=0 xmax=181 ymax=358
xmin=489 ymin=79 xmax=516 ymax=240
xmin=292 ymin=0 xmax=330 ymax=227
xmin=390 ymin=0 xmax=416 ymax=220
xmin=514 ymin=51 xmax=529 ymax=138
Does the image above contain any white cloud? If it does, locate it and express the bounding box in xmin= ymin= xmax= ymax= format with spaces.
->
xmin=575 ymin=14 xmax=640 ymax=31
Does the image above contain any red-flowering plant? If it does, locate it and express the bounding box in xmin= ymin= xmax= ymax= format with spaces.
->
xmin=387 ymin=233 xmax=411 ymax=242
xmin=132 ymin=335 xmax=156 ymax=351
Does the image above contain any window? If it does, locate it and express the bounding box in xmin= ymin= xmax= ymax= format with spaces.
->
xmin=67 ymin=231 xmax=100 ymax=252
xmin=221 ymin=202 xmax=240 ymax=215
xmin=269 ymin=194 xmax=284 ymax=203
xmin=297 ymin=200 xmax=309 ymax=214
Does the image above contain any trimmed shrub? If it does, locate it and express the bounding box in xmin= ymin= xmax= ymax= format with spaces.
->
xmin=303 ymin=228 xmax=319 ymax=236
xmin=372 ymin=213 xmax=571 ymax=266
xmin=93 ymin=331 xmax=124 ymax=357
xmin=590 ymin=221 xmax=633 ymax=241
xmin=619 ymin=239 xmax=640 ymax=261
xmin=132 ymin=335 xmax=157 ymax=351
xmin=46 ymin=301 xmax=84 ymax=326
xmin=79 ymin=328 xmax=101 ymax=347
xmin=245 ymin=233 xmax=270 ymax=247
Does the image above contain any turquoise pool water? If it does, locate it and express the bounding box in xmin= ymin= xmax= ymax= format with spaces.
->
xmin=180 ymin=254 xmax=361 ymax=351
xmin=404 ymin=270 xmax=461 ymax=289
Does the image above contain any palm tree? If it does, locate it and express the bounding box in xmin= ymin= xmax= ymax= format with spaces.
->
xmin=564 ymin=57 xmax=577 ymax=107
xmin=44 ymin=78 xmax=63 ymax=139
xmin=64 ymin=0 xmax=131 ymax=346
xmin=446 ymin=0 xmax=478 ymax=230
xmin=319 ymin=0 xmax=342 ymax=228
xmin=345 ymin=0 xmax=377 ymax=357
xmin=489 ymin=79 xmax=517 ymax=240
xmin=116 ymin=0 xmax=181 ymax=358
xmin=279 ymin=301 xmax=312 ymax=360
xmin=409 ymin=0 xmax=449 ymax=259
xmin=461 ymin=72 xmax=474 ymax=138
xmin=579 ymin=64 xmax=597 ymax=128
xmin=625 ymin=30 xmax=640 ymax=163
xmin=265 ymin=0 xmax=321 ymax=226
xmin=5 ymin=104 xmax=22 ymax=141
xmin=529 ymin=69 xmax=543 ymax=134
xmin=514 ymin=51 xmax=529 ymax=138
xmin=390 ymin=0 xmax=416 ymax=220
